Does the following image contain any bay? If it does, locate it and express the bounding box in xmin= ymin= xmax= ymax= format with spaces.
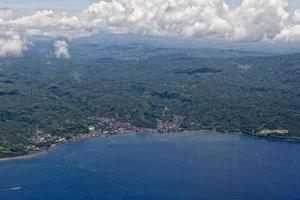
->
xmin=1 ymin=132 xmax=300 ymax=200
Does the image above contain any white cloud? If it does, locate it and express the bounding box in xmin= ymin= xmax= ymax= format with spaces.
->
xmin=0 ymin=0 xmax=300 ymax=51
xmin=80 ymin=0 xmax=235 ymax=38
xmin=231 ymin=0 xmax=289 ymax=41
xmin=293 ymin=9 xmax=300 ymax=22
xmin=8 ymin=10 xmax=84 ymax=37
xmin=275 ymin=25 xmax=300 ymax=41
xmin=53 ymin=40 xmax=70 ymax=59
xmin=0 ymin=34 xmax=28 ymax=57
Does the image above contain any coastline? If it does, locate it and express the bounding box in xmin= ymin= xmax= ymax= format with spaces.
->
xmin=0 ymin=129 xmax=159 ymax=161
xmin=1 ymin=129 xmax=299 ymax=161
xmin=0 ymin=129 xmax=212 ymax=161
xmin=0 ymin=132 xmax=112 ymax=162
xmin=251 ymin=134 xmax=300 ymax=143
xmin=0 ymin=149 xmax=48 ymax=161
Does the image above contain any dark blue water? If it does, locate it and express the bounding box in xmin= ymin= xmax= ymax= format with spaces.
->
xmin=1 ymin=132 xmax=300 ymax=200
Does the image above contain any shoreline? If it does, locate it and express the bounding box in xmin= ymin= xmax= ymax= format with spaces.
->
xmin=0 ymin=149 xmax=48 ymax=161
xmin=0 ymin=129 xmax=160 ymax=161
xmin=0 ymin=129 xmax=214 ymax=161
xmin=1 ymin=130 xmax=299 ymax=161
xmin=0 ymin=132 xmax=113 ymax=161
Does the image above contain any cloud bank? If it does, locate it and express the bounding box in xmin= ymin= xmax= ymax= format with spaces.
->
xmin=53 ymin=40 xmax=70 ymax=59
xmin=1 ymin=0 xmax=300 ymax=56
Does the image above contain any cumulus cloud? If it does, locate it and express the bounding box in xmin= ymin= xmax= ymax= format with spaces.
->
xmin=8 ymin=10 xmax=85 ymax=38
xmin=232 ymin=0 xmax=289 ymax=41
xmin=53 ymin=40 xmax=70 ymax=59
xmin=1 ymin=0 xmax=300 ymax=47
xmin=0 ymin=34 xmax=28 ymax=57
xmin=275 ymin=25 xmax=300 ymax=41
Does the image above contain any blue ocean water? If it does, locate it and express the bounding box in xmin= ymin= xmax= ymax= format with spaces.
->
xmin=0 ymin=132 xmax=300 ymax=200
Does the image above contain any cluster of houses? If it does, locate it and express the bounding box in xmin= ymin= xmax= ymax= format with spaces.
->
xmin=28 ymin=116 xmax=182 ymax=152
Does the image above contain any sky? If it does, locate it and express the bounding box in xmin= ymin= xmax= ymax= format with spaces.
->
xmin=1 ymin=0 xmax=300 ymax=13
xmin=0 ymin=0 xmax=97 ymax=14
xmin=1 ymin=0 xmax=300 ymax=57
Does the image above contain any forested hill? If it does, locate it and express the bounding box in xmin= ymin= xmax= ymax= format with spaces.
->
xmin=0 ymin=40 xmax=299 ymax=157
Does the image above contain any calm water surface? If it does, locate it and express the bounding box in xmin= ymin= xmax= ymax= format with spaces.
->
xmin=0 ymin=132 xmax=300 ymax=200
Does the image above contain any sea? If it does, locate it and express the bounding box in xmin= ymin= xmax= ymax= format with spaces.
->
xmin=1 ymin=132 xmax=300 ymax=200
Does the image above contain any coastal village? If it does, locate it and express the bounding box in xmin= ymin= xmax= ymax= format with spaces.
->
xmin=28 ymin=116 xmax=184 ymax=153
xmin=27 ymin=114 xmax=291 ymax=155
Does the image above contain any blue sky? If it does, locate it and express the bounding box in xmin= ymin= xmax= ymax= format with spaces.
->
xmin=0 ymin=0 xmax=98 ymax=13
xmin=1 ymin=0 xmax=300 ymax=13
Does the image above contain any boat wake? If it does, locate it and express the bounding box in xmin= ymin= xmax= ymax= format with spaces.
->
xmin=0 ymin=187 xmax=22 ymax=192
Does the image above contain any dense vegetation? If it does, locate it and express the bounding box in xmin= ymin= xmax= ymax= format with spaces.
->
xmin=0 ymin=37 xmax=299 ymax=157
